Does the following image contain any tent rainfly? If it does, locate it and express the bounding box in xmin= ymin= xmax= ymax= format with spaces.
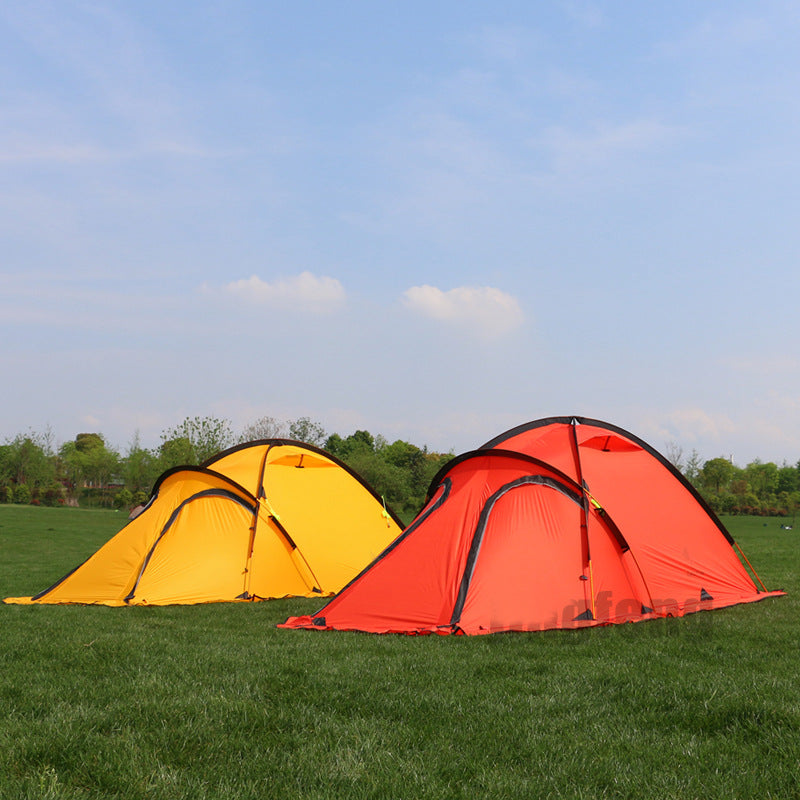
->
xmin=4 ymin=440 xmax=403 ymax=606
xmin=281 ymin=417 xmax=783 ymax=635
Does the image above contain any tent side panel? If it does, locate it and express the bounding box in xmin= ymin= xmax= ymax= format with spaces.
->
xmin=5 ymin=484 xmax=196 ymax=605
xmin=487 ymin=419 xmax=773 ymax=612
xmin=456 ymin=481 xmax=589 ymax=633
xmin=585 ymin=513 xmax=650 ymax=623
xmin=577 ymin=445 xmax=762 ymax=612
xmin=259 ymin=455 xmax=402 ymax=594
xmin=4 ymin=469 xmax=258 ymax=606
xmin=128 ymin=492 xmax=256 ymax=605
xmin=247 ymin=508 xmax=330 ymax=599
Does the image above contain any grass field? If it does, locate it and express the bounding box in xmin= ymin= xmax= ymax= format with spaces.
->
xmin=1 ymin=505 xmax=798 ymax=799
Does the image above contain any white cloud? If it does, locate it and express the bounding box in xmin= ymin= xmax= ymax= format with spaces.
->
xmin=723 ymin=355 xmax=800 ymax=377
xmin=461 ymin=24 xmax=538 ymax=63
xmin=656 ymin=11 xmax=774 ymax=60
xmin=639 ymin=407 xmax=737 ymax=454
xmin=538 ymin=118 xmax=688 ymax=172
xmin=560 ymin=2 xmax=606 ymax=29
xmin=220 ymin=272 xmax=346 ymax=314
xmin=0 ymin=140 xmax=237 ymax=166
xmin=402 ymin=284 xmax=524 ymax=339
xmin=665 ymin=407 xmax=736 ymax=442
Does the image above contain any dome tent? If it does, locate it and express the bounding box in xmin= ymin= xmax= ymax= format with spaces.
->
xmin=281 ymin=417 xmax=782 ymax=634
xmin=5 ymin=440 xmax=403 ymax=606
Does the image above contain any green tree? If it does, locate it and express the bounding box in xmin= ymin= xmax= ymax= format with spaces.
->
xmin=682 ymin=449 xmax=702 ymax=484
xmin=1 ymin=432 xmax=57 ymax=491
xmin=158 ymin=436 xmax=196 ymax=469
xmin=60 ymin=433 xmax=120 ymax=505
xmin=740 ymin=491 xmax=762 ymax=514
xmin=729 ymin=476 xmax=748 ymax=498
xmin=114 ymin=487 xmax=134 ymax=510
xmin=59 ymin=440 xmax=83 ymax=497
xmin=159 ymin=416 xmax=235 ymax=466
xmin=700 ymin=457 xmax=735 ymax=494
xmin=83 ymin=440 xmax=120 ymax=489
xmin=776 ymin=463 xmax=798 ymax=495
xmin=327 ymin=431 xmax=453 ymax=522
xmin=0 ymin=444 xmax=11 ymax=489
xmin=785 ymin=490 xmax=800 ymax=521
xmin=745 ymin=460 xmax=779 ymax=501
xmin=382 ymin=439 xmax=434 ymax=504
xmin=13 ymin=483 xmax=32 ymax=505
xmin=324 ymin=432 xmax=346 ymax=457
xmin=288 ymin=417 xmax=327 ymax=447
xmin=75 ymin=432 xmax=105 ymax=453
xmin=121 ymin=432 xmax=160 ymax=494
xmin=325 ymin=430 xmax=380 ymax=460
xmin=345 ymin=449 xmax=412 ymax=519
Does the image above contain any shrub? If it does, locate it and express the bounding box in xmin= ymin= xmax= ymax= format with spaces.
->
xmin=41 ymin=485 xmax=64 ymax=507
xmin=114 ymin=488 xmax=134 ymax=510
xmin=717 ymin=492 xmax=737 ymax=514
xmin=13 ymin=484 xmax=32 ymax=505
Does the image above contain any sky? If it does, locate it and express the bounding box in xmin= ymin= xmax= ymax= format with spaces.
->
xmin=2 ymin=1 xmax=800 ymax=466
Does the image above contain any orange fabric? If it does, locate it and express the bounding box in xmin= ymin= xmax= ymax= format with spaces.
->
xmin=489 ymin=419 xmax=773 ymax=616
xmin=281 ymin=418 xmax=783 ymax=634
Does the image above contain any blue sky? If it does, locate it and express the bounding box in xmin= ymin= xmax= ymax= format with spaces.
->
xmin=2 ymin=1 xmax=800 ymax=465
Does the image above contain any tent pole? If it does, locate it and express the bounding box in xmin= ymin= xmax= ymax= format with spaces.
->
xmin=734 ymin=542 xmax=769 ymax=592
xmin=242 ymin=444 xmax=275 ymax=599
xmin=570 ymin=419 xmax=596 ymax=620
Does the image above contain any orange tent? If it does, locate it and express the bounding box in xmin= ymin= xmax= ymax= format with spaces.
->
xmin=281 ymin=417 xmax=782 ymax=634
xmin=5 ymin=440 xmax=402 ymax=606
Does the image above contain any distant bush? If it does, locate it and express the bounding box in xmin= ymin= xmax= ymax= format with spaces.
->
xmin=42 ymin=486 xmax=65 ymax=506
xmin=114 ymin=488 xmax=134 ymax=510
xmin=79 ymin=487 xmax=115 ymax=509
xmin=13 ymin=484 xmax=32 ymax=505
xmin=31 ymin=484 xmax=65 ymax=507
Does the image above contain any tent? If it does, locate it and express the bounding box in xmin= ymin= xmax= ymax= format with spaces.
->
xmin=5 ymin=440 xmax=403 ymax=606
xmin=281 ymin=417 xmax=782 ymax=634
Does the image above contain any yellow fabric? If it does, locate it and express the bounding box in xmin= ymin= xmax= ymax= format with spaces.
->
xmin=5 ymin=441 xmax=402 ymax=606
xmin=251 ymin=446 xmax=396 ymax=593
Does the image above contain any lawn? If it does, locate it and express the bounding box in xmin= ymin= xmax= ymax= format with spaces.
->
xmin=1 ymin=505 xmax=798 ymax=799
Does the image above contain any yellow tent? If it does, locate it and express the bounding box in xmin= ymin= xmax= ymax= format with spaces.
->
xmin=4 ymin=440 xmax=403 ymax=606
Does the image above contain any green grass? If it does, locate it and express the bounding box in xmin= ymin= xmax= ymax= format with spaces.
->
xmin=1 ymin=506 xmax=798 ymax=799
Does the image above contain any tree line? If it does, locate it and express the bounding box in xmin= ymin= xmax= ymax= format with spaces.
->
xmin=2 ymin=418 xmax=799 ymax=522
xmin=664 ymin=443 xmax=800 ymax=518
xmin=0 ymin=416 xmax=453 ymax=523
